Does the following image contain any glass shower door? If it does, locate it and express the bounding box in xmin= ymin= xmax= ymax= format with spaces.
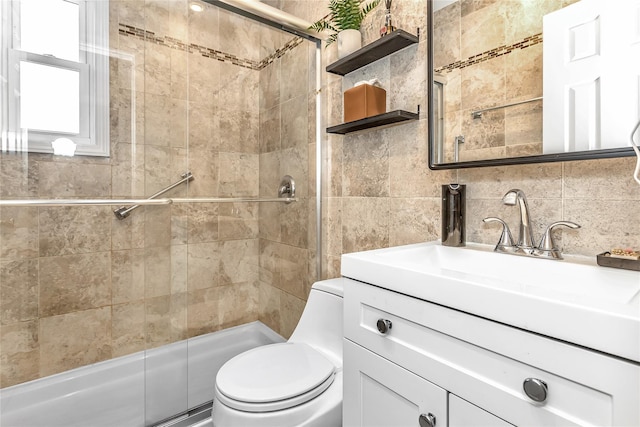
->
xmin=0 ymin=0 xmax=319 ymax=425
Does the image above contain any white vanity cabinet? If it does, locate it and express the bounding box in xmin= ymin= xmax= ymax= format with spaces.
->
xmin=342 ymin=278 xmax=640 ymax=427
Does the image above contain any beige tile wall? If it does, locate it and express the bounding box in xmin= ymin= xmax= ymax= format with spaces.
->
xmin=277 ymin=0 xmax=640 ymax=280
xmin=257 ymin=29 xmax=318 ymax=339
xmin=0 ymin=0 xmax=314 ymax=388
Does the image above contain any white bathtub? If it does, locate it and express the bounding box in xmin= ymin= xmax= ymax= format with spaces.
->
xmin=0 ymin=321 xmax=284 ymax=427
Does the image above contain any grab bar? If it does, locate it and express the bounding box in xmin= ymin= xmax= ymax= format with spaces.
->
xmin=0 ymin=174 xmax=298 ymax=215
xmin=472 ymin=97 xmax=542 ymax=119
xmin=0 ymin=199 xmax=172 ymax=207
xmin=114 ymin=172 xmax=194 ymax=219
xmin=172 ymin=197 xmax=295 ymax=203
xmin=0 ymin=197 xmax=296 ymax=208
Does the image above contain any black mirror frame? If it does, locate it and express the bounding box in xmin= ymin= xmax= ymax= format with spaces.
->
xmin=426 ymin=0 xmax=636 ymax=170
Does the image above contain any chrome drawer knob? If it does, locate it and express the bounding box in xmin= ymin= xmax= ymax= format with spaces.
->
xmin=523 ymin=378 xmax=548 ymax=403
xmin=376 ymin=318 xmax=392 ymax=335
xmin=418 ymin=413 xmax=436 ymax=427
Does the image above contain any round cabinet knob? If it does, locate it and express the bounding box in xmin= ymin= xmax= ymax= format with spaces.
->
xmin=523 ymin=378 xmax=548 ymax=403
xmin=418 ymin=413 xmax=436 ymax=427
xmin=376 ymin=318 xmax=392 ymax=335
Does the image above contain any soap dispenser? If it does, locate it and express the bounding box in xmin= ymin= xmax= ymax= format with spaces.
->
xmin=441 ymin=184 xmax=466 ymax=247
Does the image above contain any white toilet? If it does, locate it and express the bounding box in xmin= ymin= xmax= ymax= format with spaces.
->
xmin=212 ymin=279 xmax=344 ymax=427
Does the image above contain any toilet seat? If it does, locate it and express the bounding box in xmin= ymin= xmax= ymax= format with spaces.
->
xmin=215 ymin=343 xmax=336 ymax=413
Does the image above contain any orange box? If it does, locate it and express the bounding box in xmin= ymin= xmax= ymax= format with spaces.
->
xmin=343 ymin=84 xmax=386 ymax=123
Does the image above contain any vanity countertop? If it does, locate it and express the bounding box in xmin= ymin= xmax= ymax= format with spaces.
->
xmin=341 ymin=241 xmax=640 ymax=364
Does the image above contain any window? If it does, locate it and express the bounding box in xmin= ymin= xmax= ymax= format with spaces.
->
xmin=1 ymin=0 xmax=109 ymax=156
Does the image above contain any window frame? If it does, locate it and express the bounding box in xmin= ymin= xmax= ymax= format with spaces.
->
xmin=1 ymin=0 xmax=110 ymax=157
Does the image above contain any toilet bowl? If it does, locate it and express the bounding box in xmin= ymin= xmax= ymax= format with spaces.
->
xmin=212 ymin=278 xmax=344 ymax=427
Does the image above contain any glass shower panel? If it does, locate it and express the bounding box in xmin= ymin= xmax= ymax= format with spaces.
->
xmin=0 ymin=2 xmax=139 ymax=426
xmin=253 ymin=9 xmax=320 ymax=341
xmin=1 ymin=0 xmax=318 ymax=425
xmin=132 ymin=0 xmax=318 ymax=423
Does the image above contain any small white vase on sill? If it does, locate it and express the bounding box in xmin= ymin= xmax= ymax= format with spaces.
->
xmin=337 ymin=29 xmax=361 ymax=58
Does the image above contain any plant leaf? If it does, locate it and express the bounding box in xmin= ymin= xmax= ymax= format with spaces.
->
xmin=308 ymin=0 xmax=382 ymax=45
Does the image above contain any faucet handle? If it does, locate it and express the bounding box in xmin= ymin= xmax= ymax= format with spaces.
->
xmin=483 ymin=217 xmax=515 ymax=252
xmin=537 ymin=221 xmax=581 ymax=259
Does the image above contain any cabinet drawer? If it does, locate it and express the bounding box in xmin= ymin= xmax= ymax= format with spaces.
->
xmin=344 ymin=279 xmax=640 ymax=426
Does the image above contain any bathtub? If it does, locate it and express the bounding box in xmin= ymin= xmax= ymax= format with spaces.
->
xmin=0 ymin=321 xmax=284 ymax=427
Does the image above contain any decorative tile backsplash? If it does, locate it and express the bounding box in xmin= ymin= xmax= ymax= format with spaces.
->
xmin=118 ymin=23 xmax=304 ymax=71
xmin=435 ymin=33 xmax=543 ymax=74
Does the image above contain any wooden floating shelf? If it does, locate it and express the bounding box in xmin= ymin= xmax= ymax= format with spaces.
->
xmin=326 ymin=30 xmax=419 ymax=76
xmin=327 ymin=110 xmax=419 ymax=135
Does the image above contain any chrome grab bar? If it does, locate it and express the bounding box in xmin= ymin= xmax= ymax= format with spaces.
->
xmin=0 ymin=199 xmax=172 ymax=207
xmin=172 ymin=198 xmax=296 ymax=203
xmin=0 ymin=197 xmax=296 ymax=208
xmin=0 ymin=173 xmax=298 ymax=217
xmin=471 ymin=97 xmax=542 ymax=119
xmin=114 ymin=172 xmax=194 ymax=220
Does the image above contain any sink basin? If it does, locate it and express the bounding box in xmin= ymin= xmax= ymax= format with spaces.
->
xmin=380 ymin=243 xmax=639 ymax=305
xmin=341 ymin=241 xmax=640 ymax=363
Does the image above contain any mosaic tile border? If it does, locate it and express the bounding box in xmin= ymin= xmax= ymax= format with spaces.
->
xmin=118 ymin=23 xmax=304 ymax=71
xmin=435 ymin=33 xmax=543 ymax=74
xmin=260 ymin=37 xmax=305 ymax=69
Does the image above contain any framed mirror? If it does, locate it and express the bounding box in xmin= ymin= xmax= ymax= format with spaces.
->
xmin=428 ymin=0 xmax=639 ymax=170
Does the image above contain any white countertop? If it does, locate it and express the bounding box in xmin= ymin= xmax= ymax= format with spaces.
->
xmin=341 ymin=241 xmax=640 ymax=363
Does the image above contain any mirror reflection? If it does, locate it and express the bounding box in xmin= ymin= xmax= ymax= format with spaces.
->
xmin=431 ymin=0 xmax=640 ymax=166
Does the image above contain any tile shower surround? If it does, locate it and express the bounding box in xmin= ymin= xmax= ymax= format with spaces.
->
xmin=2 ymin=0 xmax=639 ymax=390
xmin=118 ymin=23 xmax=304 ymax=71
xmin=0 ymin=0 xmax=315 ymax=388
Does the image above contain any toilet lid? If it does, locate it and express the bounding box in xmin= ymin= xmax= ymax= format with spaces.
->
xmin=216 ymin=342 xmax=335 ymax=410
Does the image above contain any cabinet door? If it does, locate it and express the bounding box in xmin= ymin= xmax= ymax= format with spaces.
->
xmin=343 ymin=339 xmax=447 ymax=427
xmin=449 ymin=394 xmax=514 ymax=427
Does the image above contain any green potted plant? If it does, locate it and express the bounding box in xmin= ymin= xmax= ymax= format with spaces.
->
xmin=310 ymin=0 xmax=381 ymax=58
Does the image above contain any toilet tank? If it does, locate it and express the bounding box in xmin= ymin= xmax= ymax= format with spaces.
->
xmin=288 ymin=278 xmax=344 ymax=367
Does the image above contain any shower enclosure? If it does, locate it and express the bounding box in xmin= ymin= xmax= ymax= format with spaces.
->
xmin=0 ymin=0 xmax=321 ymax=424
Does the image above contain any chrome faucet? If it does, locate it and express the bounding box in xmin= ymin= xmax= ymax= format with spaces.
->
xmin=501 ymin=189 xmax=536 ymax=253
xmin=535 ymin=221 xmax=581 ymax=259
xmin=484 ymin=189 xmax=581 ymax=260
